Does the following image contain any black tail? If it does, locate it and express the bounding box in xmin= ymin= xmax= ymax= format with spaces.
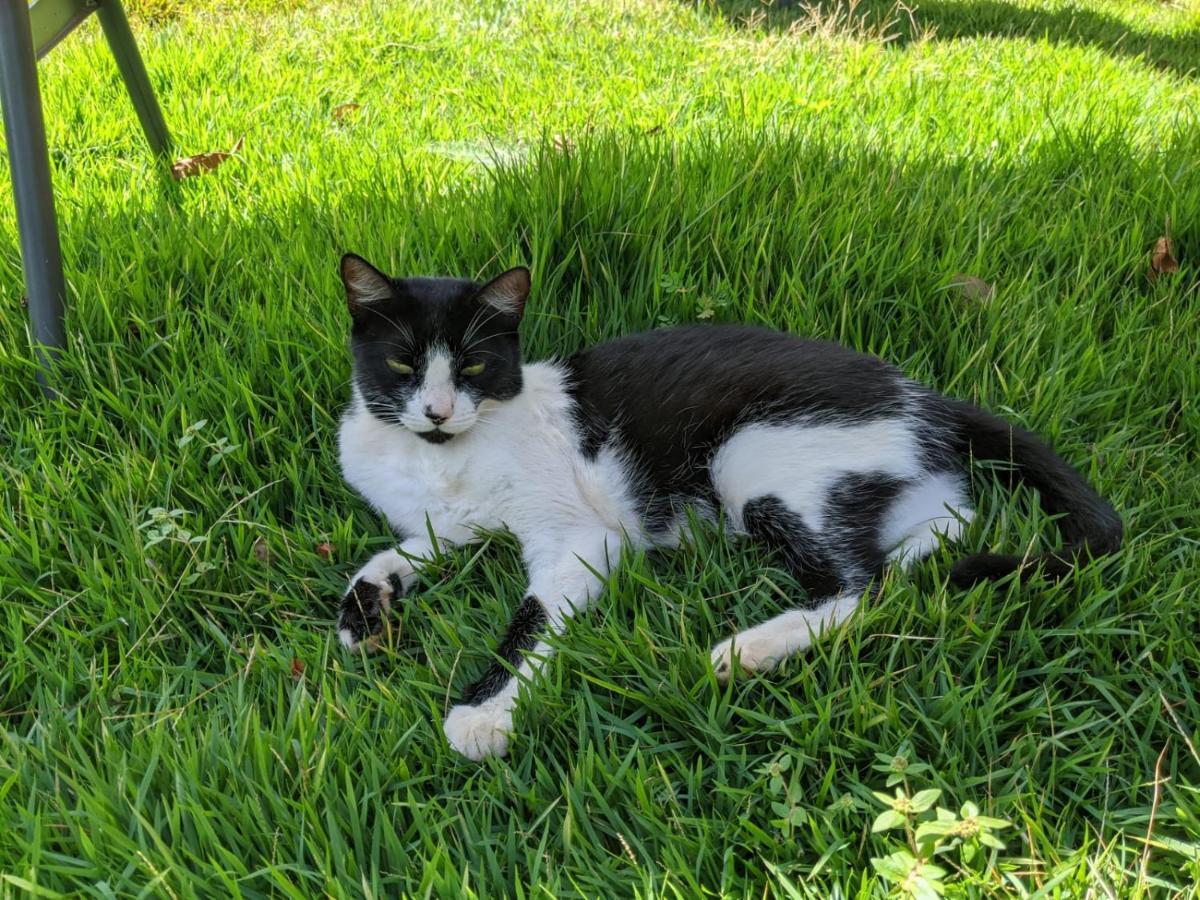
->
xmin=947 ymin=399 xmax=1122 ymax=587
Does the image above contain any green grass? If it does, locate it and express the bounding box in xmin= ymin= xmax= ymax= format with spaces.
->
xmin=2 ymin=0 xmax=1200 ymax=895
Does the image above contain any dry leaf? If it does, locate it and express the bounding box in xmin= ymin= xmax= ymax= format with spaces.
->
xmin=316 ymin=541 xmax=335 ymax=561
xmin=332 ymin=102 xmax=361 ymax=121
xmin=171 ymin=136 xmax=244 ymax=180
xmin=1149 ymin=236 xmax=1179 ymax=281
xmin=252 ymin=535 xmax=272 ymax=564
xmin=290 ymin=657 xmax=305 ymax=679
xmin=552 ymin=133 xmax=575 ymax=153
xmin=950 ymin=273 xmax=995 ymax=303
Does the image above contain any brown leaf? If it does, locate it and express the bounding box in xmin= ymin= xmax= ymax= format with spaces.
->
xmin=552 ymin=133 xmax=575 ymax=153
xmin=290 ymin=657 xmax=305 ymax=679
xmin=950 ymin=273 xmax=995 ymax=303
xmin=316 ymin=541 xmax=335 ymax=561
xmin=252 ymin=536 xmax=272 ymax=564
xmin=1149 ymin=236 xmax=1179 ymax=281
xmin=332 ymin=102 xmax=361 ymax=121
xmin=171 ymin=136 xmax=244 ymax=180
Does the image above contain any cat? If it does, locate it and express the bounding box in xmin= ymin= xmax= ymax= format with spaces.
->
xmin=333 ymin=253 xmax=1122 ymax=761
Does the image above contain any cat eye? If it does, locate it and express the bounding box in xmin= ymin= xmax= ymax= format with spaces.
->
xmin=386 ymin=358 xmax=414 ymax=375
xmin=461 ymin=362 xmax=486 ymax=377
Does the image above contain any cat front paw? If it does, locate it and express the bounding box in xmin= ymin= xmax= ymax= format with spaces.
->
xmin=443 ymin=702 xmax=512 ymax=760
xmin=337 ymin=577 xmax=393 ymax=651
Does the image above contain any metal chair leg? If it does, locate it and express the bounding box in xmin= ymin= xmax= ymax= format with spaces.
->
xmin=96 ymin=0 xmax=171 ymax=157
xmin=0 ymin=0 xmax=67 ymax=391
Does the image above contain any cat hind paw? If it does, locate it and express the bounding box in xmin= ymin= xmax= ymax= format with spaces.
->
xmin=709 ymin=634 xmax=781 ymax=683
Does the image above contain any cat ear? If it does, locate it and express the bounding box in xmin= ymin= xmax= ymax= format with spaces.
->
xmin=340 ymin=253 xmax=394 ymax=324
xmin=475 ymin=266 xmax=530 ymax=319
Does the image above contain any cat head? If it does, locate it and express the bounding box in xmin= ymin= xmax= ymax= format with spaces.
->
xmin=340 ymin=253 xmax=530 ymax=443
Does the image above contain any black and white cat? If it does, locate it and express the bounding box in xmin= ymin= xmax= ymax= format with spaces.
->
xmin=334 ymin=254 xmax=1122 ymax=760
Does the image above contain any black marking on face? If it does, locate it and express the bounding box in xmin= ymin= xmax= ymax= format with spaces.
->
xmin=461 ymin=595 xmax=547 ymax=705
xmin=339 ymin=255 xmax=529 ymax=433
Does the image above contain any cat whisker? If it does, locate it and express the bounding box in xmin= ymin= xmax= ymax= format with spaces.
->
xmin=461 ymin=305 xmax=507 ymax=347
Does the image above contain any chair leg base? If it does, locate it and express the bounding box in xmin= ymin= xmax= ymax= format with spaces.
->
xmin=97 ymin=0 xmax=172 ymax=157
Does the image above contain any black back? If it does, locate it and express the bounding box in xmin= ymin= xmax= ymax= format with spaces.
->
xmin=563 ymin=325 xmax=909 ymax=525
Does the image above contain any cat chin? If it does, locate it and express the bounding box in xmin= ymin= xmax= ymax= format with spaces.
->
xmin=416 ymin=429 xmax=456 ymax=444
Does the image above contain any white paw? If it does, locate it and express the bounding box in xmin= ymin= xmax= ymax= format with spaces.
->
xmin=709 ymin=600 xmax=858 ymax=683
xmin=443 ymin=702 xmax=512 ymax=760
xmin=710 ymin=631 xmax=790 ymax=683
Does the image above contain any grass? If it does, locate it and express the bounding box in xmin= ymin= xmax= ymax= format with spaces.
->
xmin=2 ymin=0 xmax=1199 ymax=895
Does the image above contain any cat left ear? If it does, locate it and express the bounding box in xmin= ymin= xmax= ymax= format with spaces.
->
xmin=340 ymin=253 xmax=394 ymax=324
xmin=476 ymin=266 xmax=530 ymax=319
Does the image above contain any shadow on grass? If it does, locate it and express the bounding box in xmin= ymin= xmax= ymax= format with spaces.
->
xmin=700 ymin=0 xmax=1200 ymax=78
xmin=9 ymin=129 xmax=1193 ymax=424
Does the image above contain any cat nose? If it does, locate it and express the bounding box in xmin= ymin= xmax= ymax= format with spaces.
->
xmin=424 ymin=406 xmax=448 ymax=425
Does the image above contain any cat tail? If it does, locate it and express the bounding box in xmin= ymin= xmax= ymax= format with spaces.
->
xmin=945 ymin=398 xmax=1122 ymax=587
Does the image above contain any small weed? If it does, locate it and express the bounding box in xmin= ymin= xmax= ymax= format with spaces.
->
xmin=867 ymin=749 xmax=1015 ymax=897
xmin=138 ymin=507 xmax=206 ymax=548
xmin=177 ymin=419 xmax=240 ymax=467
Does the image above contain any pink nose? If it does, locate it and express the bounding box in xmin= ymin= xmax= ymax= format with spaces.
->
xmin=422 ymin=385 xmax=455 ymax=424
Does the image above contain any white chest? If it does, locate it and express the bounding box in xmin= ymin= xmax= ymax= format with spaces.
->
xmin=339 ymin=407 xmax=508 ymax=537
xmin=337 ymin=363 xmax=651 ymax=547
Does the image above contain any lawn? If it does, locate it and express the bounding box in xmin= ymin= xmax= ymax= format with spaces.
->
xmin=2 ymin=0 xmax=1199 ymax=895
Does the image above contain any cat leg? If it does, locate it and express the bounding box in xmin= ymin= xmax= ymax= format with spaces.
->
xmin=443 ymin=528 xmax=619 ymax=761
xmin=710 ymin=590 xmax=863 ymax=682
xmin=338 ymin=536 xmax=440 ymax=650
xmin=710 ymin=491 xmax=880 ymax=681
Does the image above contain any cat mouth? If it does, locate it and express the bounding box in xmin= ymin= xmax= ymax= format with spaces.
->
xmin=417 ymin=429 xmax=455 ymax=445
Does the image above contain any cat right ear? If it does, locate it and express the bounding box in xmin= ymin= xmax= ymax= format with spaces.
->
xmin=340 ymin=253 xmax=394 ymax=324
xmin=475 ymin=266 xmax=531 ymax=319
